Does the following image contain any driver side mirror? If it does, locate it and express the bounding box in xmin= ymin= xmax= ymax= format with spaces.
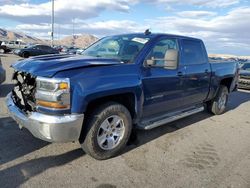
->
xmin=145 ymin=59 xmax=155 ymax=66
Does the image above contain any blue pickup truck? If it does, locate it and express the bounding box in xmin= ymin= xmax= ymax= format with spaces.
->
xmin=6 ymin=33 xmax=239 ymax=159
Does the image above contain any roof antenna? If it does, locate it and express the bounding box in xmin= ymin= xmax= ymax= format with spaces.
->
xmin=144 ymin=29 xmax=151 ymax=35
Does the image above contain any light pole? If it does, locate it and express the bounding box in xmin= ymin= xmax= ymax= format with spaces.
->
xmin=72 ymin=17 xmax=75 ymax=47
xmin=51 ymin=0 xmax=54 ymax=47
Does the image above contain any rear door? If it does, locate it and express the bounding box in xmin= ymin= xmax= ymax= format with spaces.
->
xmin=180 ymin=39 xmax=211 ymax=106
xmin=141 ymin=37 xmax=185 ymax=119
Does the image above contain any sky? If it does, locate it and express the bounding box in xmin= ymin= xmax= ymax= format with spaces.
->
xmin=0 ymin=0 xmax=250 ymax=55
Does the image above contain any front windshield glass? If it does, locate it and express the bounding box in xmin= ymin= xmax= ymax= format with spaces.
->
xmin=242 ymin=63 xmax=250 ymax=70
xmin=82 ymin=35 xmax=150 ymax=63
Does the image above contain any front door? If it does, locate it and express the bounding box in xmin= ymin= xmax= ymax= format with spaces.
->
xmin=141 ymin=37 xmax=185 ymax=119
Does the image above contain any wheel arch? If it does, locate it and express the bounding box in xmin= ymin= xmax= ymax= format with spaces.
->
xmin=220 ymin=77 xmax=233 ymax=92
xmin=84 ymin=92 xmax=138 ymax=121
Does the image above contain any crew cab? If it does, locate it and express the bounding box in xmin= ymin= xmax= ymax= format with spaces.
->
xmin=6 ymin=33 xmax=239 ymax=159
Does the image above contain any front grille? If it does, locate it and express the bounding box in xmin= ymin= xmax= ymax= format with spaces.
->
xmin=12 ymin=71 xmax=36 ymax=112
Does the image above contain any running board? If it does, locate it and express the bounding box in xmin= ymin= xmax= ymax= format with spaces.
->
xmin=137 ymin=106 xmax=205 ymax=130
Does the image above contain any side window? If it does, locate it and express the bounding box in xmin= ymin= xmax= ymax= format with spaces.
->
xmin=182 ymin=39 xmax=207 ymax=64
xmin=147 ymin=38 xmax=178 ymax=66
xmin=33 ymin=45 xmax=40 ymax=50
xmin=39 ymin=45 xmax=50 ymax=51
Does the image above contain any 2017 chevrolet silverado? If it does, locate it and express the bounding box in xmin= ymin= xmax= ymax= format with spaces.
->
xmin=6 ymin=33 xmax=239 ymax=160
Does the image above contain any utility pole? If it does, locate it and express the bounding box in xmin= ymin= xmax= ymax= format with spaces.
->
xmin=51 ymin=0 xmax=54 ymax=47
xmin=72 ymin=18 xmax=75 ymax=47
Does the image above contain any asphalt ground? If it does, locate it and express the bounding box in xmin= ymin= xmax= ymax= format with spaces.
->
xmin=0 ymin=54 xmax=250 ymax=188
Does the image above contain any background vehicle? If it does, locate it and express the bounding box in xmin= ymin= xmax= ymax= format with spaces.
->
xmin=14 ymin=44 xmax=59 ymax=58
xmin=61 ymin=46 xmax=79 ymax=55
xmin=7 ymin=33 xmax=239 ymax=160
xmin=2 ymin=40 xmax=27 ymax=50
xmin=53 ymin=45 xmax=64 ymax=52
xmin=76 ymin=48 xmax=85 ymax=55
xmin=0 ymin=41 xmax=11 ymax=54
xmin=238 ymin=62 xmax=250 ymax=89
xmin=0 ymin=58 xmax=6 ymax=84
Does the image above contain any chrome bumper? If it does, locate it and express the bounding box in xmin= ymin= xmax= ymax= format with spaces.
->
xmin=6 ymin=93 xmax=84 ymax=143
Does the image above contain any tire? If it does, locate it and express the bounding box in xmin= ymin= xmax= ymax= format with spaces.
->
xmin=80 ymin=102 xmax=132 ymax=160
xmin=22 ymin=52 xmax=29 ymax=58
xmin=207 ymin=85 xmax=229 ymax=115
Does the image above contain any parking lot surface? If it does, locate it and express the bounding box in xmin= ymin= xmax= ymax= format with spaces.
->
xmin=0 ymin=54 xmax=250 ymax=188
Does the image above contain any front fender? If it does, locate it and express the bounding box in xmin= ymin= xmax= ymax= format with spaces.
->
xmin=70 ymin=69 xmax=143 ymax=121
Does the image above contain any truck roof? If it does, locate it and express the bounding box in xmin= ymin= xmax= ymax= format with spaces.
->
xmin=110 ymin=33 xmax=202 ymax=41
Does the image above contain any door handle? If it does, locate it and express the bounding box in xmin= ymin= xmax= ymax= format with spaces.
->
xmin=177 ymin=71 xmax=183 ymax=77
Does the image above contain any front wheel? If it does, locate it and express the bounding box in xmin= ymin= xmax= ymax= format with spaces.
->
xmin=207 ymin=85 xmax=229 ymax=115
xmin=80 ymin=102 xmax=132 ymax=160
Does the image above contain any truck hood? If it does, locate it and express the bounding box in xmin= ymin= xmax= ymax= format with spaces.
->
xmin=12 ymin=54 xmax=121 ymax=77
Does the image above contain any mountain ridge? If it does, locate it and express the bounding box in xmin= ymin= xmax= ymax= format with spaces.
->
xmin=0 ymin=28 xmax=98 ymax=48
xmin=0 ymin=28 xmax=249 ymax=59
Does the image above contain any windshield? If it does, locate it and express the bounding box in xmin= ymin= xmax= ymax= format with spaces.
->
xmin=241 ymin=63 xmax=250 ymax=70
xmin=82 ymin=35 xmax=150 ymax=63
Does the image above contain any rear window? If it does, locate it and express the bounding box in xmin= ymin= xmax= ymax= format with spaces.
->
xmin=182 ymin=39 xmax=207 ymax=64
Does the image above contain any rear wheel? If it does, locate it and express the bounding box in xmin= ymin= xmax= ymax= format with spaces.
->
xmin=80 ymin=102 xmax=132 ymax=160
xmin=207 ymin=85 xmax=229 ymax=115
xmin=22 ymin=52 xmax=29 ymax=58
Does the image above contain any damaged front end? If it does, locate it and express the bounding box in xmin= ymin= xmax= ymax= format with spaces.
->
xmin=12 ymin=71 xmax=36 ymax=113
xmin=6 ymin=71 xmax=84 ymax=142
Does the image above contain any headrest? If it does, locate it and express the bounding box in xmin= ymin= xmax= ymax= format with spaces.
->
xmin=164 ymin=49 xmax=178 ymax=69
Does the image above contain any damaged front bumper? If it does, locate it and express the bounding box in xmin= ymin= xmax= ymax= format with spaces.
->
xmin=6 ymin=93 xmax=84 ymax=143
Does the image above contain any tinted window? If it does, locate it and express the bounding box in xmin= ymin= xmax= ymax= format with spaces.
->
xmin=41 ymin=45 xmax=54 ymax=51
xmin=31 ymin=45 xmax=40 ymax=50
xmin=182 ymin=39 xmax=207 ymax=64
xmin=147 ymin=38 xmax=178 ymax=66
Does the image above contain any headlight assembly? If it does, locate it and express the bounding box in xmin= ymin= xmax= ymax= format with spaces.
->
xmin=36 ymin=77 xmax=70 ymax=92
xmin=35 ymin=77 xmax=70 ymax=110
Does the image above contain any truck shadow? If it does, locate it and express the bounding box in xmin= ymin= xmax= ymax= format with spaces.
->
xmin=0 ymin=116 xmax=84 ymax=188
xmin=227 ymin=89 xmax=250 ymax=110
xmin=0 ymin=149 xmax=84 ymax=188
xmin=127 ymin=111 xmax=212 ymax=148
xmin=0 ymin=84 xmax=14 ymax=98
xmin=127 ymin=90 xmax=250 ymax=151
xmin=0 ymin=117 xmax=49 ymax=165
